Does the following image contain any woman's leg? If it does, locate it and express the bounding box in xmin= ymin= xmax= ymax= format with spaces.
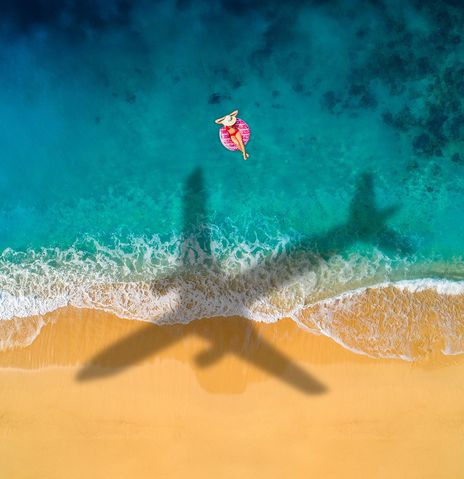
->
xmin=231 ymin=135 xmax=246 ymax=158
xmin=233 ymin=132 xmax=249 ymax=160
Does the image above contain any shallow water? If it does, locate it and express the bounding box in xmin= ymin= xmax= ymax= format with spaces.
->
xmin=1 ymin=0 xmax=464 ymax=358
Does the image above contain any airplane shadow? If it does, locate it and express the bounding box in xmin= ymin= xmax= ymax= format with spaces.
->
xmin=76 ymin=167 xmax=414 ymax=394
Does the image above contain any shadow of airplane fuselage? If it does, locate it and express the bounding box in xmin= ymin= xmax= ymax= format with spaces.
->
xmin=76 ymin=168 xmax=413 ymax=394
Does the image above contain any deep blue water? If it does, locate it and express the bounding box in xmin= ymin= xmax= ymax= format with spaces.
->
xmin=0 ymin=0 xmax=464 ymax=327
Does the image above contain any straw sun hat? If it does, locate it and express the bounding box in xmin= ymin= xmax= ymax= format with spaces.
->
xmin=215 ymin=110 xmax=239 ymax=127
xmin=222 ymin=114 xmax=237 ymax=127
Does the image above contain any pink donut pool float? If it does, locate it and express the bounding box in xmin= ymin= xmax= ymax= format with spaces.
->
xmin=219 ymin=118 xmax=250 ymax=151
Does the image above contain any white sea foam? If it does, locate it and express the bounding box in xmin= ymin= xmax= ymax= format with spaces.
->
xmin=0 ymin=291 xmax=69 ymax=319
xmin=392 ymin=278 xmax=464 ymax=295
xmin=299 ymin=277 xmax=464 ymax=308
xmin=0 ymin=232 xmax=463 ymax=358
xmin=0 ymin=231 xmax=396 ymax=320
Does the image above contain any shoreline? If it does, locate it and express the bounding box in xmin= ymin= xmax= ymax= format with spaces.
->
xmin=2 ymin=276 xmax=464 ymax=361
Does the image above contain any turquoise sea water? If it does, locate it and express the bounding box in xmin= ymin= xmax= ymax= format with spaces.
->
xmin=1 ymin=0 xmax=464 ymax=357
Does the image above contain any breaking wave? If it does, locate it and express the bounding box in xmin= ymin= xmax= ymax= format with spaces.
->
xmin=0 ymin=228 xmax=463 ymax=360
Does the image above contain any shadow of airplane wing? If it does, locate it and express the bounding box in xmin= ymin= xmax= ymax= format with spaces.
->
xmin=76 ymin=312 xmax=183 ymax=381
xmin=297 ymin=172 xmax=412 ymax=255
xmin=77 ymin=166 xmax=214 ymax=381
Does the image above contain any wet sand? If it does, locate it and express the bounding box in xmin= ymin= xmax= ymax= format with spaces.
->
xmin=1 ymin=307 xmax=463 ymax=478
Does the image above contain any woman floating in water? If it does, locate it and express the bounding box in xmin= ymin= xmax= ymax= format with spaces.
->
xmin=215 ymin=110 xmax=250 ymax=160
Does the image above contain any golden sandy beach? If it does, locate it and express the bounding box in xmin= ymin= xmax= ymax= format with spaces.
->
xmin=1 ymin=305 xmax=464 ymax=478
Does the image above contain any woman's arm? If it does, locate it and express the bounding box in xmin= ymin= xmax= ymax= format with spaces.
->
xmin=215 ymin=110 xmax=238 ymax=124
